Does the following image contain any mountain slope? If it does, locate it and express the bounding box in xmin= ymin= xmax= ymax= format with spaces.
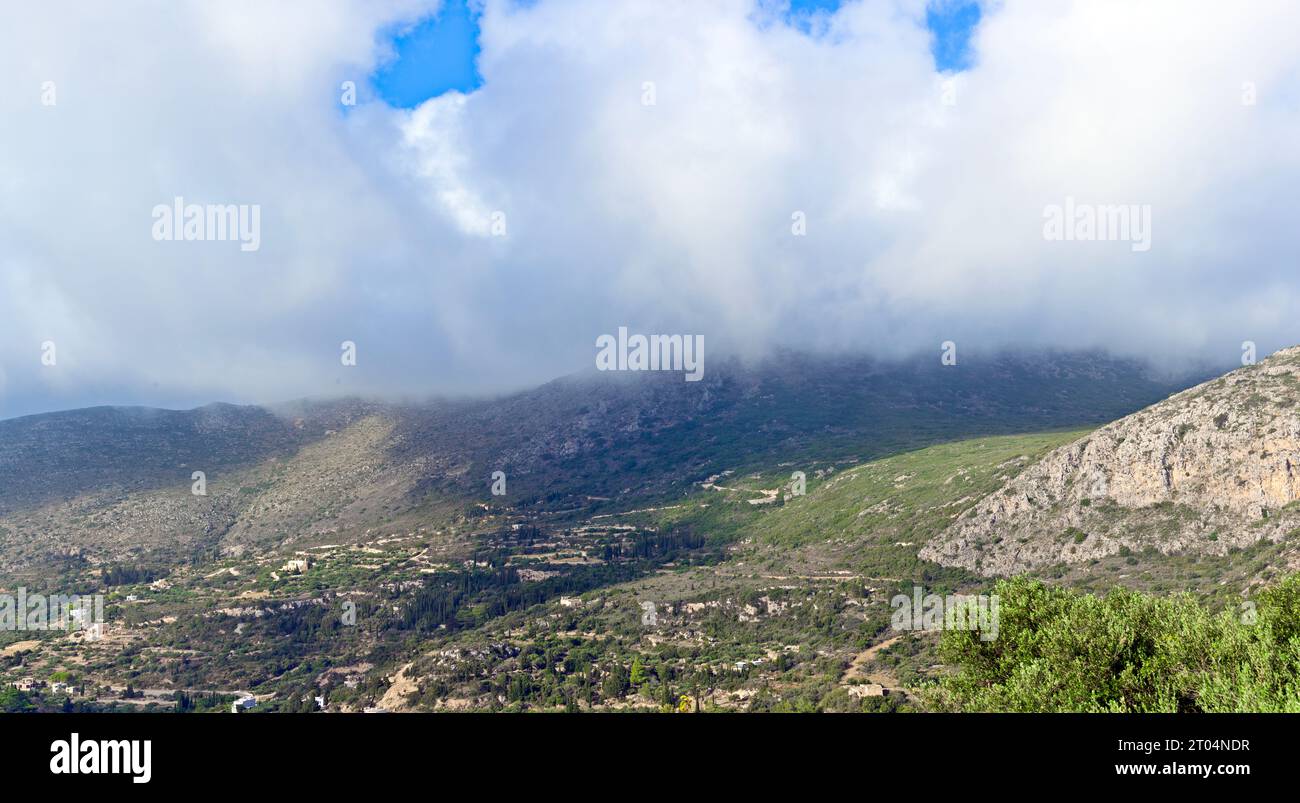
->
xmin=355 ymin=431 xmax=1088 ymax=712
xmin=0 ymin=399 xmax=385 ymax=516
xmin=921 ymin=346 xmax=1300 ymax=577
xmin=390 ymin=349 xmax=1192 ymax=506
xmin=0 ymin=350 xmax=1195 ymax=581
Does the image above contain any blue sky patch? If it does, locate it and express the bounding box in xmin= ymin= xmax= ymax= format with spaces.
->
xmin=927 ymin=1 xmax=981 ymax=72
xmin=371 ymin=0 xmax=981 ymax=109
xmin=372 ymin=0 xmax=483 ymax=108
xmin=769 ymin=1 xmax=983 ymax=71
xmin=785 ymin=0 xmax=845 ymax=34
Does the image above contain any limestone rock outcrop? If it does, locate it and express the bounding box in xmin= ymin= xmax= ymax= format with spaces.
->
xmin=922 ymin=347 xmax=1300 ymax=576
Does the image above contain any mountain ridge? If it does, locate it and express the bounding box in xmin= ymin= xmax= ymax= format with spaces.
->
xmin=0 ymin=349 xmax=1193 ymax=582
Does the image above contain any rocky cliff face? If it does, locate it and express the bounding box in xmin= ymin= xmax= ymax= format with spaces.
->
xmin=921 ymin=347 xmax=1300 ymax=576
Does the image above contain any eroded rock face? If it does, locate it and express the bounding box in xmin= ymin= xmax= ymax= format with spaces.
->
xmin=921 ymin=347 xmax=1300 ymax=576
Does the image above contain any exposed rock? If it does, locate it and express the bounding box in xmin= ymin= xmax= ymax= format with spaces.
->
xmin=848 ymin=683 xmax=885 ymax=698
xmin=922 ymin=347 xmax=1300 ymax=576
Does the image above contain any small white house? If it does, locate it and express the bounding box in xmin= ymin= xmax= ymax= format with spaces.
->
xmin=231 ymin=695 xmax=257 ymax=713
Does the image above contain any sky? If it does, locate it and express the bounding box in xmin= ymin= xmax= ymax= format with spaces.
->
xmin=2 ymin=0 xmax=1299 ymax=418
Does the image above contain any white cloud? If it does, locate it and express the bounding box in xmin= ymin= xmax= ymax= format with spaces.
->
xmin=2 ymin=0 xmax=1299 ymax=417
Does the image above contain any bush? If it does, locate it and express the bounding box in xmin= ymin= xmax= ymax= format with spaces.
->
xmin=923 ymin=574 xmax=1300 ymax=712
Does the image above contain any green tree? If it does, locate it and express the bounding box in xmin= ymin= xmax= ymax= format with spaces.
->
xmin=629 ymin=657 xmax=647 ymax=687
xmin=0 ymin=688 xmax=35 ymax=713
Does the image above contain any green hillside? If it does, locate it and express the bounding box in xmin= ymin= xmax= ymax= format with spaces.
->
xmin=755 ymin=430 xmax=1087 ymax=547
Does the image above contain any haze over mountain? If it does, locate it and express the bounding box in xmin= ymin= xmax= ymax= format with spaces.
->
xmin=3 ymin=1 xmax=1299 ymax=416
